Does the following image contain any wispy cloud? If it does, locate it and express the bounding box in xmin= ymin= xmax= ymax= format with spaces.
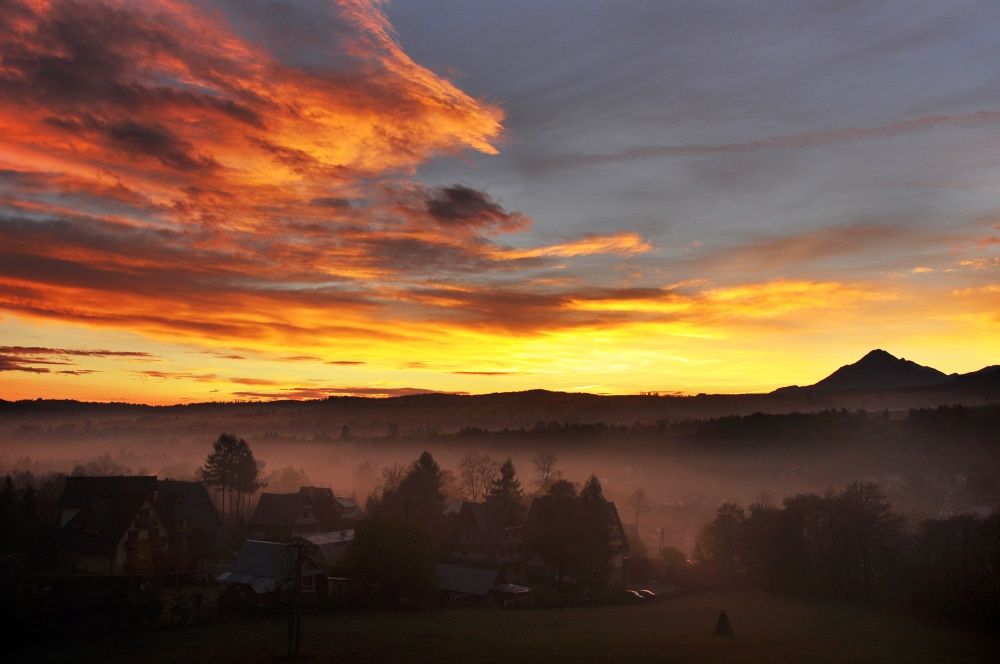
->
xmin=232 ymin=385 xmax=467 ymax=400
xmin=0 ymin=346 xmax=155 ymax=373
xmin=537 ymin=110 xmax=1000 ymax=169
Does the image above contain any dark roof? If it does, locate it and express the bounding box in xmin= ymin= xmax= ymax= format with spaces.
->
xmin=300 ymin=529 xmax=355 ymax=561
xmin=524 ymin=496 xmax=629 ymax=555
xmin=605 ymin=501 xmax=629 ymax=554
xmin=59 ymin=476 xmax=159 ymax=554
xmin=458 ymin=501 xmax=519 ymax=544
xmin=217 ymin=540 xmax=323 ymax=594
xmin=61 ymin=494 xmax=154 ymax=555
xmin=298 ymin=486 xmax=341 ymax=529
xmin=250 ymin=493 xmax=320 ymax=528
xmin=335 ymin=496 xmax=365 ymax=521
xmin=60 ymin=476 xmax=157 ymax=508
xmin=436 ymin=563 xmax=499 ymax=596
xmin=158 ymin=480 xmax=225 ymax=552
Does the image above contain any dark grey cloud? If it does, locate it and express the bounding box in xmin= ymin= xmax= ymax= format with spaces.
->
xmin=231 ymin=385 xmax=467 ymax=400
xmin=425 ymin=184 xmax=528 ymax=232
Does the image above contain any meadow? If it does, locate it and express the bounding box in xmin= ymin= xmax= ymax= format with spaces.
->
xmin=22 ymin=591 xmax=1000 ymax=664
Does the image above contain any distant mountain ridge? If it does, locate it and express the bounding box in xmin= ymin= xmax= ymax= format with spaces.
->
xmin=1 ymin=351 xmax=996 ymax=428
xmin=775 ymin=349 xmax=997 ymax=393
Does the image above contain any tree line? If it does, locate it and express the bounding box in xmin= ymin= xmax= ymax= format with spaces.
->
xmin=449 ymin=405 xmax=1000 ymax=448
xmin=343 ymin=449 xmax=624 ymax=605
xmin=694 ymin=481 xmax=1000 ymax=629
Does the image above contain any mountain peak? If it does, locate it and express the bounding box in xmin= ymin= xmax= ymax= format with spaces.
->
xmin=860 ymin=348 xmax=896 ymax=361
xmin=808 ymin=349 xmax=948 ymax=392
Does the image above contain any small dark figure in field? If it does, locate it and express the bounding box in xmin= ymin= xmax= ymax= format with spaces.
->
xmin=714 ymin=610 xmax=734 ymax=636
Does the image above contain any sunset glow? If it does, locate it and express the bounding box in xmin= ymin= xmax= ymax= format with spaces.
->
xmin=1 ymin=0 xmax=997 ymax=403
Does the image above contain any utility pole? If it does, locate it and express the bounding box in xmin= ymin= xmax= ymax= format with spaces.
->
xmin=287 ymin=542 xmax=305 ymax=660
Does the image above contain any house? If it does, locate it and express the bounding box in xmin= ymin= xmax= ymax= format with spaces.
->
xmin=601 ymin=500 xmax=630 ymax=583
xmin=217 ymin=539 xmax=326 ymax=606
xmin=335 ymin=496 xmax=365 ymax=525
xmin=451 ymin=501 xmax=524 ymax=578
xmin=248 ymin=492 xmax=321 ymax=541
xmin=297 ymin=529 xmax=354 ymax=567
xmin=158 ymin=479 xmax=227 ymax=578
xmin=298 ymin=486 xmax=365 ymax=530
xmin=58 ymin=476 xmax=168 ymax=574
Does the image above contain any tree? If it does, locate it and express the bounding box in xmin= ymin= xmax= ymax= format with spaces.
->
xmin=19 ymin=481 xmax=37 ymax=521
xmin=233 ymin=439 xmax=264 ymax=519
xmin=200 ymin=433 xmax=261 ymax=522
xmin=0 ymin=475 xmax=16 ymax=552
xmin=695 ymin=503 xmax=746 ymax=579
xmin=458 ymin=451 xmax=499 ymax=501
xmin=261 ymin=466 xmax=308 ymax=494
xmin=524 ymin=479 xmax=579 ymax=589
xmin=0 ymin=475 xmax=15 ymax=516
xmin=830 ymin=481 xmax=904 ymax=601
xmin=659 ymin=546 xmax=687 ymax=582
xmin=531 ymin=451 xmax=561 ymax=492
xmin=740 ymin=501 xmax=785 ymax=588
xmin=575 ymin=476 xmax=614 ymax=589
xmin=489 ymin=458 xmax=523 ymax=502
xmin=371 ymin=463 xmax=404 ymax=504
xmin=394 ymin=452 xmax=446 ymax=516
xmin=373 ymin=452 xmax=449 ymax=546
xmin=345 ymin=515 xmax=437 ymax=606
xmin=628 ymin=487 xmax=647 ymax=531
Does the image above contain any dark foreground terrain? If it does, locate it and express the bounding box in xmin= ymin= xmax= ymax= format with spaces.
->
xmin=21 ymin=591 xmax=1000 ymax=664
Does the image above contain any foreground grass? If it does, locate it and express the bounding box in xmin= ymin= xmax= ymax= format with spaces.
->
xmin=22 ymin=591 xmax=1000 ymax=664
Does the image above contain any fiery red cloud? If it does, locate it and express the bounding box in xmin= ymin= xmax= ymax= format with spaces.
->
xmin=0 ymin=0 xmax=656 ymax=353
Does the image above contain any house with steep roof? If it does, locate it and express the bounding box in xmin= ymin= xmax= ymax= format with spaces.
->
xmin=334 ymin=496 xmax=366 ymax=525
xmin=158 ymin=479 xmax=227 ymax=577
xmin=248 ymin=492 xmax=321 ymax=541
xmin=451 ymin=501 xmax=524 ymax=575
xmin=58 ymin=476 xmax=168 ymax=574
xmin=603 ymin=500 xmax=630 ymax=582
xmin=297 ymin=486 xmax=366 ymax=529
xmin=298 ymin=486 xmax=341 ymax=530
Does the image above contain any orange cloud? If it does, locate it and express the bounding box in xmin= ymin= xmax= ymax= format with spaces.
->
xmin=497 ymin=232 xmax=652 ymax=259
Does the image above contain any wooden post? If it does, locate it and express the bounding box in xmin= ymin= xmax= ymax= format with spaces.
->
xmin=293 ymin=543 xmax=304 ymax=658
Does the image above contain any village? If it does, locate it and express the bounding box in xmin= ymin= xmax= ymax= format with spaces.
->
xmin=0 ymin=432 xmax=666 ymax=642
xmin=2 ymin=410 xmax=998 ymax=661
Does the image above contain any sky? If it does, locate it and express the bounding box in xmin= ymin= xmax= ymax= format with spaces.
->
xmin=0 ymin=0 xmax=997 ymax=403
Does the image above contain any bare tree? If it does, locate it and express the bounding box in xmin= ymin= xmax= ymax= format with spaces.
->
xmin=531 ymin=451 xmax=561 ymax=492
xmin=629 ymin=487 xmax=648 ymax=530
xmin=752 ymin=489 xmax=773 ymax=510
xmin=459 ymin=451 xmax=500 ymax=501
xmin=376 ymin=463 xmax=405 ymax=498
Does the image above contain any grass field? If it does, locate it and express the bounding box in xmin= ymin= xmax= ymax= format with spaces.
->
xmin=20 ymin=591 xmax=1000 ymax=663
